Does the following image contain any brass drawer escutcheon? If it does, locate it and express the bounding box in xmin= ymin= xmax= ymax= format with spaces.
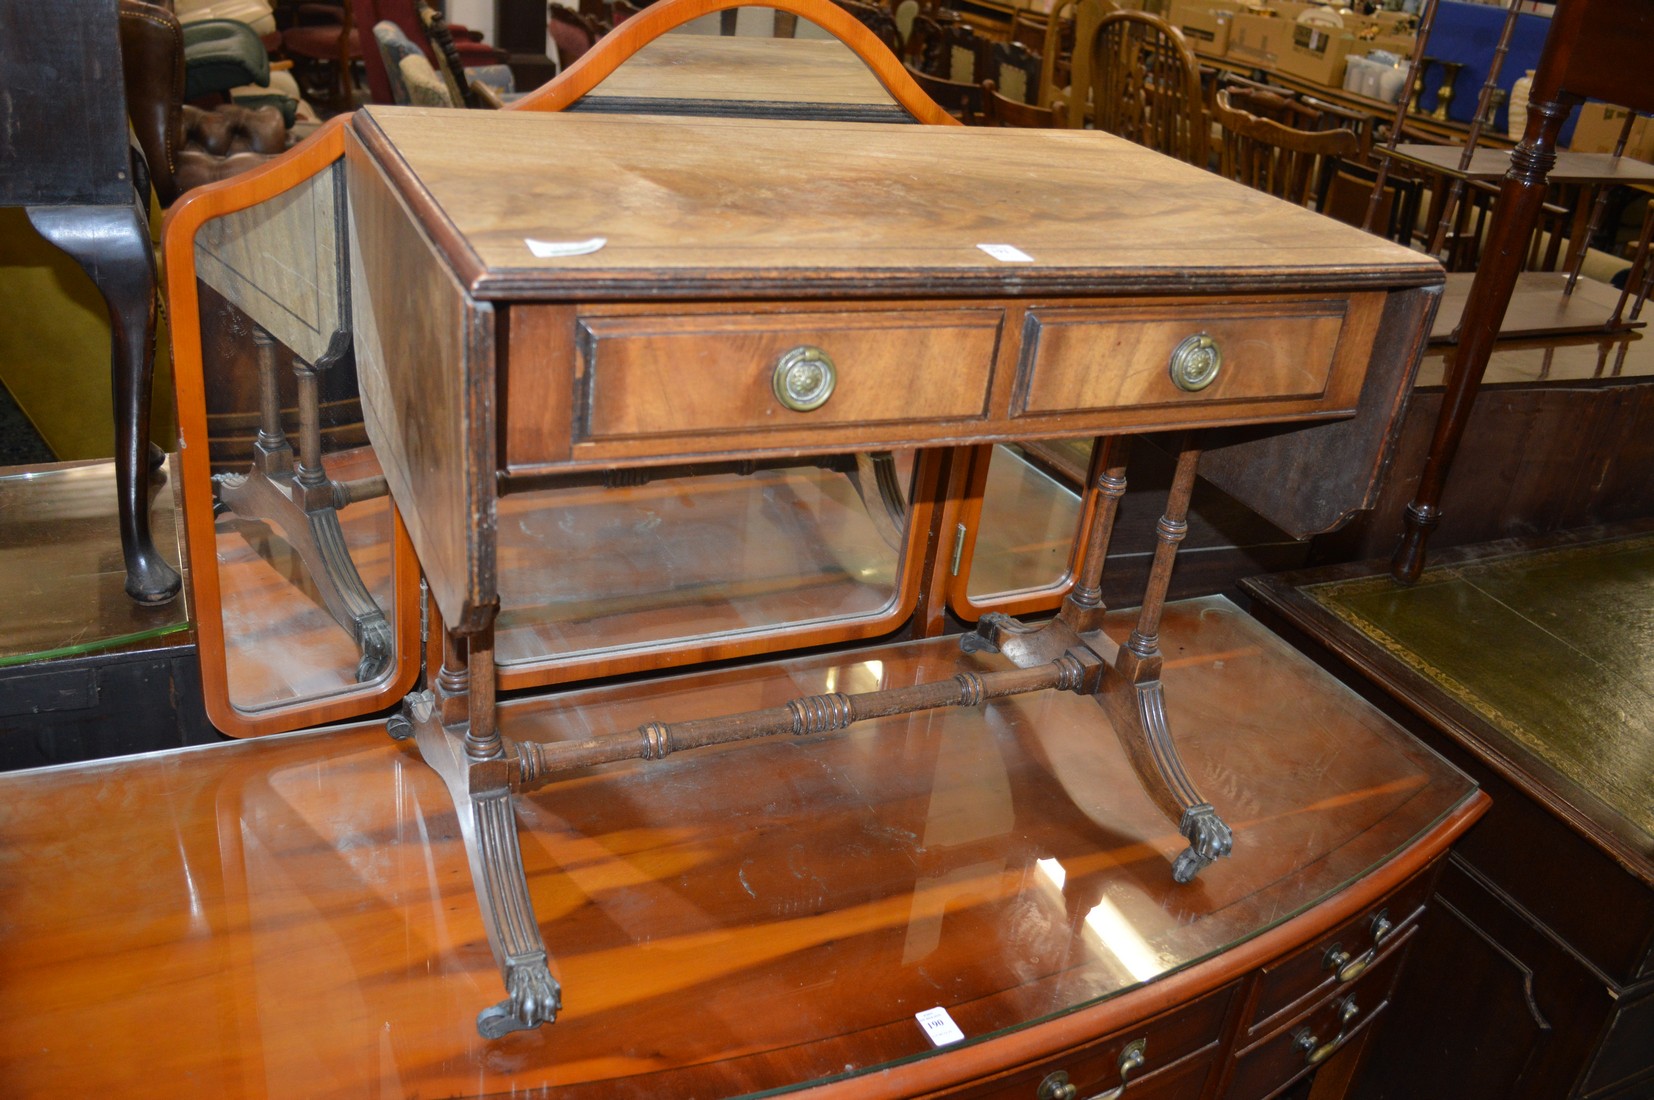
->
xmin=1168 ymin=333 xmax=1222 ymax=392
xmin=772 ymin=345 xmax=837 ymax=411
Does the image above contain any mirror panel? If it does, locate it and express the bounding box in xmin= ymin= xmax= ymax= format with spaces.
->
xmin=494 ymin=451 xmax=934 ymax=689
xmin=168 ymin=136 xmax=419 ymax=735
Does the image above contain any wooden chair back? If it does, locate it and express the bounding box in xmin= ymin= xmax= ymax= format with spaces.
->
xmin=980 ymin=78 xmax=1056 ymax=127
xmin=1213 ymin=86 xmax=1359 ymax=207
xmin=988 ymin=38 xmax=1041 ymax=106
xmin=837 ymin=0 xmax=903 ymax=54
xmin=905 ymin=60 xmax=982 ymax=122
xmin=1087 ymin=9 xmax=1206 ymax=166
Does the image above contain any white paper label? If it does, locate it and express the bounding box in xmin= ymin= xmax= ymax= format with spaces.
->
xmin=524 ymin=237 xmax=607 ymax=258
xmin=977 ymin=242 xmax=1035 ymax=263
xmin=915 ymin=1006 xmax=966 ymax=1047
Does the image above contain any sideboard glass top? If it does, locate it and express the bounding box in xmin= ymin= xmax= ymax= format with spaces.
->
xmin=0 ymin=598 xmax=1475 ymax=1097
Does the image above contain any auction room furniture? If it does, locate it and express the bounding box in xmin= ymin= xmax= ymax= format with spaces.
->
xmin=159 ymin=0 xmax=1455 ymax=1070
xmin=0 ymin=0 xmax=182 ymax=605
xmin=1247 ymin=523 xmax=1654 ymax=1099
xmin=1088 ymin=10 xmax=1207 ymax=168
xmin=1391 ymin=0 xmax=1654 ymax=581
xmin=0 ymin=597 xmax=1487 ymax=1098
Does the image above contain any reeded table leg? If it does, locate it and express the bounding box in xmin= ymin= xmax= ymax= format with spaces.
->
xmin=26 ymin=202 xmax=181 ymax=605
xmin=213 ymin=323 xmax=392 ymax=681
xmin=391 ymin=624 xmax=561 ymax=1038
xmin=966 ymin=435 xmax=1231 ymax=883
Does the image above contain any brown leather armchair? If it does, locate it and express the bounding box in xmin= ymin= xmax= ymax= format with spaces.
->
xmin=119 ymin=0 xmax=290 ymax=205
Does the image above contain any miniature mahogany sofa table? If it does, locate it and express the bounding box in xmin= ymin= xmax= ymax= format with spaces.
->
xmin=76 ymin=96 xmax=1488 ymax=1096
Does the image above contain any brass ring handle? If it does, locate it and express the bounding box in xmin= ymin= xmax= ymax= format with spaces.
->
xmin=1295 ymin=998 xmax=1360 ymax=1067
xmin=772 ymin=345 xmax=837 ymax=412
xmin=1324 ymin=942 xmax=1377 ymax=983
xmin=1167 ymin=333 xmax=1222 ymax=392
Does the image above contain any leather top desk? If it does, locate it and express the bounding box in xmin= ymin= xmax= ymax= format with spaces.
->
xmin=323 ymin=104 xmax=1449 ymax=1037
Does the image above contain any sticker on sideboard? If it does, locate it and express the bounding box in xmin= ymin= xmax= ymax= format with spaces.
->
xmin=525 ymin=237 xmax=607 ymax=258
xmin=977 ymin=243 xmax=1035 ymax=263
xmin=915 ymin=1006 xmax=966 ymax=1047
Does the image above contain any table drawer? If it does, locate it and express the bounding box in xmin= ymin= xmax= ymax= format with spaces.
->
xmin=1246 ymin=863 xmax=1435 ymax=1036
xmin=576 ymin=308 xmax=1004 ymax=442
xmin=1014 ymin=300 xmax=1349 ymax=417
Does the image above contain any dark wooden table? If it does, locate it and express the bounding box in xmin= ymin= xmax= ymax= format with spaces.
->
xmin=1247 ymin=525 xmax=1654 ymax=1099
xmin=0 ymin=0 xmax=181 ymax=605
xmin=0 ymin=597 xmax=1485 ymax=1098
xmin=1391 ymin=0 xmax=1654 ymax=581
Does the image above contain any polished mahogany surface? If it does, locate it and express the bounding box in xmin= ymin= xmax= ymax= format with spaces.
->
xmin=0 ymin=598 xmax=1478 ymax=1096
xmin=0 ymin=459 xmax=186 ymax=665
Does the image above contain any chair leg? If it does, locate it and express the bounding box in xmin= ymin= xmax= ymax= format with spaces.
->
xmin=25 ymin=202 xmax=182 ymax=606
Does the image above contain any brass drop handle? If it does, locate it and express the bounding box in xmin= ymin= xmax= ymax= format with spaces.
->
xmin=1035 ymin=1039 xmax=1148 ymax=1100
xmin=772 ymin=345 xmax=837 ymax=411
xmin=1326 ymin=906 xmax=1394 ymax=982
xmin=1294 ymin=997 xmax=1360 ymax=1067
xmin=1324 ymin=941 xmax=1375 ymax=983
xmin=1167 ymin=332 xmax=1222 ymax=392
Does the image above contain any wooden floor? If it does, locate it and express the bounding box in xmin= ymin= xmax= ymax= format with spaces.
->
xmin=0 ymin=597 xmax=1477 ymax=1097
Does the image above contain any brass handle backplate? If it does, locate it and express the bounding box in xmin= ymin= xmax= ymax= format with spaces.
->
xmin=1324 ymin=942 xmax=1376 ymax=983
xmin=1037 ymin=1070 xmax=1078 ymax=1100
xmin=1168 ymin=333 xmax=1221 ymax=392
xmin=772 ymin=345 xmax=837 ymax=411
xmin=1093 ymin=1038 xmax=1147 ymax=1100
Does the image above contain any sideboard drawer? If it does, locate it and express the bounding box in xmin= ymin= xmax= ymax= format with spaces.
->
xmin=1227 ymin=933 xmax=1410 ymax=1100
xmin=575 ymin=308 xmax=1004 ymax=442
xmin=1246 ymin=863 xmax=1435 ymax=1036
xmin=943 ymin=982 xmax=1236 ymax=1099
xmin=1014 ymin=300 xmax=1349 ymax=417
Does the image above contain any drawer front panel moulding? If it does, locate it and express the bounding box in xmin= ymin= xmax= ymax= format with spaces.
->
xmin=576 ymin=307 xmax=1004 ymax=441
xmin=1015 ymin=299 xmax=1355 ymax=417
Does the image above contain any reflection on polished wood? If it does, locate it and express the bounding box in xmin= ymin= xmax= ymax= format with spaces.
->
xmin=509 ymin=0 xmax=953 ymax=124
xmin=0 ymin=458 xmax=187 ymax=664
xmin=570 ymin=34 xmax=908 ymax=120
xmin=0 ymin=598 xmax=1483 ymax=1097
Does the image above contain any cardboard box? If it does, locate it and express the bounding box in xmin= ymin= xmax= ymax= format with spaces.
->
xmin=1273 ymin=23 xmax=1354 ymax=87
xmin=1167 ymin=0 xmax=1234 ymax=56
xmin=1569 ymin=102 xmax=1654 ymax=163
xmin=1226 ymin=10 xmax=1288 ymax=66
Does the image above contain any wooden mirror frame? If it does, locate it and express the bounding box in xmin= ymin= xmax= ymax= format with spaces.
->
xmin=163 ymin=117 xmax=422 ymax=737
